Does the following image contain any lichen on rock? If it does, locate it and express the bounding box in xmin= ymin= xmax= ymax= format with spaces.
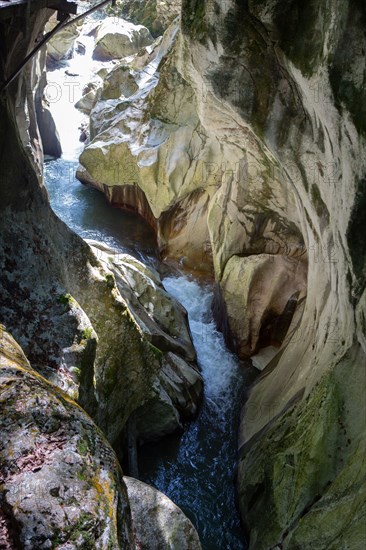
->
xmin=0 ymin=325 xmax=134 ymax=549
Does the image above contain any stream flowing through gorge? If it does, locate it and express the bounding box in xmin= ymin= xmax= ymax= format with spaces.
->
xmin=43 ymin=24 xmax=254 ymax=549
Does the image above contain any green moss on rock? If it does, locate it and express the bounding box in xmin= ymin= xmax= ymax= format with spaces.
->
xmin=238 ymin=345 xmax=366 ymax=549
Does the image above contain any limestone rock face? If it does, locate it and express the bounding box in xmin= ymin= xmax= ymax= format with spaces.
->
xmin=88 ymin=240 xmax=203 ymax=441
xmin=77 ymin=21 xmax=214 ymax=272
xmin=238 ymin=344 xmax=366 ymax=549
xmin=76 ymin=0 xmax=366 ymax=545
xmin=0 ymin=3 xmax=198 ymax=461
xmin=93 ymin=17 xmax=153 ymax=61
xmin=219 ymin=254 xmax=307 ymax=357
xmin=124 ymin=476 xmax=202 ymax=549
xmin=34 ymin=44 xmax=62 ymax=158
xmin=0 ymin=325 xmax=134 ymax=549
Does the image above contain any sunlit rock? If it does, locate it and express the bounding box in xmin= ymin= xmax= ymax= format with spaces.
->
xmin=77 ymin=0 xmax=366 ymax=545
xmin=46 ymin=17 xmax=79 ymax=64
xmin=87 ymin=240 xmax=203 ymax=441
xmin=124 ymin=476 xmax=201 ymax=549
xmin=93 ymin=17 xmax=153 ymax=61
xmin=112 ymin=0 xmax=182 ymax=37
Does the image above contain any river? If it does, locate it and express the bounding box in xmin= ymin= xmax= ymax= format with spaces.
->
xmin=44 ymin=21 xmax=253 ymax=549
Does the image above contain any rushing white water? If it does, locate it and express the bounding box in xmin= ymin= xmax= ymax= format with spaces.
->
xmin=44 ymin=19 xmax=251 ymax=549
xmin=46 ymin=34 xmax=95 ymax=160
xmin=164 ymin=276 xmax=241 ymax=404
xmin=139 ymin=276 xmax=249 ymax=549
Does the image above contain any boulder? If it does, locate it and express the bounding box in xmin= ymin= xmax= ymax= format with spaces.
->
xmin=100 ymin=65 xmax=139 ymax=100
xmin=113 ymin=0 xmax=182 ymax=37
xmin=75 ymin=86 xmax=99 ymax=115
xmin=124 ymin=476 xmax=202 ymax=549
xmin=93 ymin=17 xmax=153 ymax=61
xmin=88 ymin=241 xmax=196 ymax=361
xmin=0 ymin=325 xmax=133 ymax=549
xmin=160 ymin=351 xmax=203 ymax=419
xmin=46 ymin=22 xmax=79 ymax=64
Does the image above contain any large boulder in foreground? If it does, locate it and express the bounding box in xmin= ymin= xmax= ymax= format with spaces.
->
xmin=124 ymin=476 xmax=201 ymax=549
xmin=0 ymin=325 xmax=133 ymax=549
xmin=93 ymin=17 xmax=153 ymax=61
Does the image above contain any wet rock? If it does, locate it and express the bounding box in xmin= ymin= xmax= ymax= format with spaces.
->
xmin=124 ymin=476 xmax=202 ymax=549
xmin=78 ymin=0 xmax=366 ymax=545
xmin=75 ymin=40 xmax=86 ymax=55
xmin=65 ymin=69 xmax=79 ymax=77
xmin=161 ymin=352 xmax=203 ymax=419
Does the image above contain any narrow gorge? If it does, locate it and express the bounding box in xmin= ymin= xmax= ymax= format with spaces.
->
xmin=0 ymin=1 xmax=365 ymax=549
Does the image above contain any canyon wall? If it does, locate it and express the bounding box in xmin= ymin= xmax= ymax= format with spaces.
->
xmin=1 ymin=0 xmax=365 ymax=547
xmin=0 ymin=3 xmax=202 ymax=546
xmin=76 ymin=0 xmax=366 ymax=546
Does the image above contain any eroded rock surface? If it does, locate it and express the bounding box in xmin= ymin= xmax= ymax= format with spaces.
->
xmin=0 ymin=325 xmax=134 ymax=549
xmin=0 ymin=2 xmax=198 ymax=462
xmin=75 ymin=0 xmax=366 ymax=546
xmin=110 ymin=0 xmax=181 ymax=37
xmin=88 ymin=240 xmax=203 ymax=440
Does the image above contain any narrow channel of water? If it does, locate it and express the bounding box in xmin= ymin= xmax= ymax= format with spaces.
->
xmin=139 ymin=277 xmax=251 ymax=549
xmin=43 ymin=21 xmax=253 ymax=549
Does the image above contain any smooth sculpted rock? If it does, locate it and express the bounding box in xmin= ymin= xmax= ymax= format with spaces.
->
xmin=93 ymin=17 xmax=153 ymax=61
xmin=124 ymin=477 xmax=202 ymax=549
xmin=0 ymin=325 xmax=133 ymax=549
xmin=219 ymin=254 xmax=307 ymax=358
xmin=78 ymin=0 xmax=366 ymax=546
xmin=87 ymin=241 xmax=203 ymax=441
